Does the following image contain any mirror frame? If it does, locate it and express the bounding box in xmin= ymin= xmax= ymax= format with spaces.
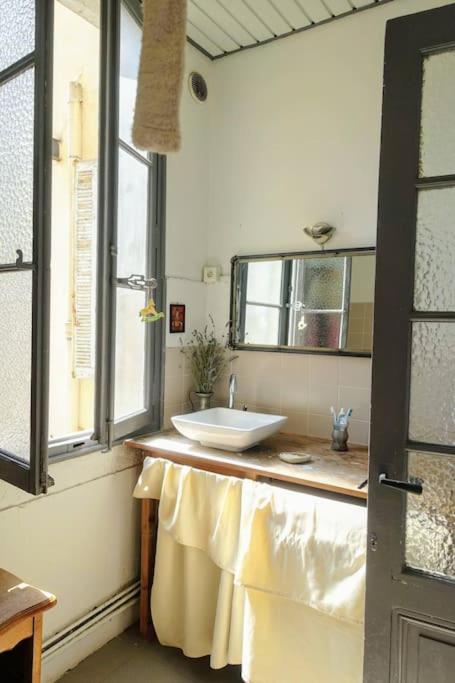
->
xmin=229 ymin=247 xmax=375 ymax=357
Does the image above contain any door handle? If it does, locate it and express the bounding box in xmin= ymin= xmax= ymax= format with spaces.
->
xmin=379 ymin=473 xmax=423 ymax=495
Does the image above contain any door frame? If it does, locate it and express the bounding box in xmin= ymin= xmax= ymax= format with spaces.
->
xmin=365 ymin=4 xmax=455 ymax=682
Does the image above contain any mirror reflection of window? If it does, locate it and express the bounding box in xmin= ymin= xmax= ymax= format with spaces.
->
xmin=288 ymin=257 xmax=350 ymax=350
xmin=234 ymin=251 xmax=375 ymax=355
xmin=346 ymin=255 xmax=375 ymax=353
xmin=243 ymin=260 xmax=284 ymax=346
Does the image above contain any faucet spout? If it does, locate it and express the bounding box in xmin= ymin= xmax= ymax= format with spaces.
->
xmin=228 ymin=374 xmax=237 ymax=409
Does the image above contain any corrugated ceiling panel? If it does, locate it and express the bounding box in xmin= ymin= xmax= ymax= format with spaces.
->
xmin=193 ymin=0 xmax=257 ymax=47
xmin=324 ymin=0 xmax=354 ymax=14
xmin=215 ymin=0 xmax=274 ymax=42
xmin=186 ymin=0 xmax=397 ymax=59
xmin=187 ymin=21 xmax=224 ymax=57
xmin=275 ymin=0 xmax=313 ymax=28
xmin=188 ymin=2 xmax=240 ymax=52
xmin=296 ymin=0 xmax=331 ymax=23
xmin=243 ymin=0 xmax=294 ymax=35
xmin=352 ymin=0 xmax=377 ymax=6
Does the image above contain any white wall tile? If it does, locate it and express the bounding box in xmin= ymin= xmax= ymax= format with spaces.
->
xmin=339 ymin=356 xmax=372 ymax=389
xmin=338 ymin=385 xmax=371 ymax=422
xmin=164 ymin=347 xmax=371 ymax=444
xmin=309 ymin=355 xmax=340 ymax=387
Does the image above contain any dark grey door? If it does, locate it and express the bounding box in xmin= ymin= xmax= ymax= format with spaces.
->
xmin=365 ymin=4 xmax=455 ymax=682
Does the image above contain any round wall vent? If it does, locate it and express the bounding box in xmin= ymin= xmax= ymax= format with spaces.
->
xmin=189 ymin=72 xmax=208 ymax=103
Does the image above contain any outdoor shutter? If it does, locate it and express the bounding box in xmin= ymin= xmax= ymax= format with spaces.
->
xmin=73 ymin=160 xmax=97 ymax=379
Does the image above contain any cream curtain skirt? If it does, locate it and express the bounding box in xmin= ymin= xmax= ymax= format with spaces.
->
xmin=134 ymin=458 xmax=366 ymax=683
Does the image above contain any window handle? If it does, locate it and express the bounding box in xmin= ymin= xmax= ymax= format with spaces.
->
xmin=116 ymin=274 xmax=157 ymax=291
xmin=379 ymin=473 xmax=423 ymax=495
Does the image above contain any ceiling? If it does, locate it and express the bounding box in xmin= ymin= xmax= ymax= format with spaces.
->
xmin=187 ymin=0 xmax=395 ymax=59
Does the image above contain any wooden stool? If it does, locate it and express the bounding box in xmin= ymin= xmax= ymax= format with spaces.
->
xmin=0 ymin=569 xmax=56 ymax=682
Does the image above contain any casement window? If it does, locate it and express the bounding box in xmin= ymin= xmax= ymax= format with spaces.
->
xmin=0 ymin=0 xmax=165 ymax=495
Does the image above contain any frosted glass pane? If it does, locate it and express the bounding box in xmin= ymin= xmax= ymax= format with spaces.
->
xmin=114 ymin=288 xmax=146 ymax=419
xmin=0 ymin=272 xmax=32 ymax=460
xmin=414 ymin=188 xmax=455 ymax=311
xmin=246 ymin=261 xmax=283 ymax=305
xmin=409 ymin=323 xmax=455 ymax=446
xmin=0 ymin=68 xmax=35 ymax=264
xmin=405 ymin=451 xmax=455 ymax=580
xmin=420 ymin=50 xmax=455 ymax=177
xmin=0 ymin=0 xmax=35 ymax=72
xmin=290 ymin=312 xmax=342 ymax=349
xmin=298 ymin=257 xmax=345 ymax=310
xmin=117 ymin=149 xmax=148 ymax=278
xmin=119 ymin=4 xmax=145 ymax=155
xmin=244 ymin=305 xmax=280 ymax=345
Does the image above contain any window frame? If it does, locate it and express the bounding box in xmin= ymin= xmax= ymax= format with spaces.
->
xmin=230 ymin=248 xmax=374 ymax=357
xmin=50 ymin=0 xmax=165 ymax=459
xmin=0 ymin=0 xmax=54 ymax=494
xmin=0 ymin=0 xmax=165 ymax=487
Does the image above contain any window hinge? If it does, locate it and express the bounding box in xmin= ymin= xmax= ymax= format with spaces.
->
xmin=106 ymin=419 xmax=114 ymax=451
xmin=41 ymin=472 xmax=55 ymax=493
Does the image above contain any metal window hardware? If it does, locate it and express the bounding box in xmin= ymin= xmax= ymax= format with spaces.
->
xmin=368 ymin=533 xmax=378 ymax=552
xmin=0 ymin=249 xmax=35 ymax=273
xmin=379 ymin=473 xmax=423 ymax=495
xmin=116 ymin=274 xmax=158 ymax=292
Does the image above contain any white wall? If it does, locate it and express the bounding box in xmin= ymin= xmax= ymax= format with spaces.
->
xmin=165 ymin=46 xmax=213 ymax=349
xmin=206 ymin=0 xmax=452 ymax=299
xmin=2 ymin=3 xmax=453 ymax=680
xmin=165 ymin=0 xmax=454 ymax=444
xmin=0 ymin=446 xmax=142 ymax=681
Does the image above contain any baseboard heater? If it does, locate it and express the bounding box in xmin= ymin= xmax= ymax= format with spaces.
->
xmin=42 ymin=580 xmax=140 ymax=659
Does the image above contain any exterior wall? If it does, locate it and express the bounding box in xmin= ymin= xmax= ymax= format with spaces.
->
xmin=49 ymin=2 xmax=99 ymax=438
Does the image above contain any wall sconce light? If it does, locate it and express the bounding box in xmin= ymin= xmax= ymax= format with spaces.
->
xmin=303 ymin=222 xmax=336 ymax=248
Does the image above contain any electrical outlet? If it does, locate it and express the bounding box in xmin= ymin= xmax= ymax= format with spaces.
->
xmin=203 ymin=265 xmax=220 ymax=284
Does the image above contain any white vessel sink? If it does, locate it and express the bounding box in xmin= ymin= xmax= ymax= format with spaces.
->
xmin=171 ymin=407 xmax=287 ymax=452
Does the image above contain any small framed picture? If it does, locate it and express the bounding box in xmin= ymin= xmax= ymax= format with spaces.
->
xmin=169 ymin=304 xmax=186 ymax=334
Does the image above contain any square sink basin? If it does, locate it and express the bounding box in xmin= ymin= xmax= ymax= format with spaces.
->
xmin=171 ymin=407 xmax=287 ymax=452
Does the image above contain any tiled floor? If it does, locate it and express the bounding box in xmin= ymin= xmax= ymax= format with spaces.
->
xmin=59 ymin=625 xmax=241 ymax=682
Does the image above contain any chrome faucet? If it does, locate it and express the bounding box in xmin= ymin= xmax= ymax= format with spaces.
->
xmin=228 ymin=374 xmax=237 ymax=409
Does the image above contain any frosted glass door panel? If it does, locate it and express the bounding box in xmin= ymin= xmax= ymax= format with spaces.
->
xmin=419 ymin=50 xmax=455 ymax=177
xmin=405 ymin=451 xmax=455 ymax=580
xmin=114 ymin=288 xmax=146 ymax=419
xmin=414 ymin=187 xmax=455 ymax=311
xmin=0 ymin=68 xmax=35 ymax=264
xmin=409 ymin=323 xmax=455 ymax=445
xmin=117 ymin=149 xmax=148 ymax=278
xmin=0 ymin=272 xmax=32 ymax=460
xmin=0 ymin=0 xmax=35 ymax=72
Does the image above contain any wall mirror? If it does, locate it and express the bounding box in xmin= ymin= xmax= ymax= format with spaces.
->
xmin=230 ymin=248 xmax=375 ymax=356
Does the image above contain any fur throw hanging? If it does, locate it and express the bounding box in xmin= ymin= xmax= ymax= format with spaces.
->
xmin=133 ymin=0 xmax=187 ymax=153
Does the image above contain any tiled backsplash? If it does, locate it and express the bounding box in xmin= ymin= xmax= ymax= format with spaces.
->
xmin=164 ymin=348 xmax=372 ymax=446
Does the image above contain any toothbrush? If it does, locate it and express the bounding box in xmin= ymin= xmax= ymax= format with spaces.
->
xmin=339 ymin=408 xmax=353 ymax=427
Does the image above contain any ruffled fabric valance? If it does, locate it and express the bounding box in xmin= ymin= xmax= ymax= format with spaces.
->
xmin=134 ymin=457 xmax=366 ymax=682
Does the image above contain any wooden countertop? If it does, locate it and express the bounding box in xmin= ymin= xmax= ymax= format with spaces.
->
xmin=126 ymin=430 xmax=368 ymax=500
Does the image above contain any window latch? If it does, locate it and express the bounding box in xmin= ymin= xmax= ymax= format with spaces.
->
xmin=116 ymin=274 xmax=158 ymax=292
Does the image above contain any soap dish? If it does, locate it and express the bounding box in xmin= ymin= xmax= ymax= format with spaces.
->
xmin=278 ymin=452 xmax=312 ymax=465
